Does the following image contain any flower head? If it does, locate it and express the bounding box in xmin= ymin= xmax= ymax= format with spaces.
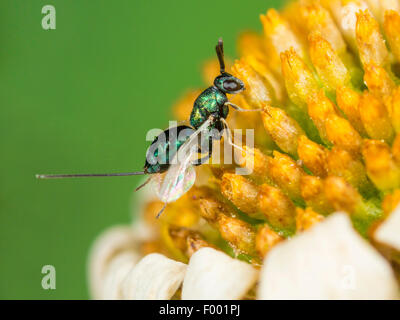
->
xmin=90 ymin=0 xmax=400 ymax=300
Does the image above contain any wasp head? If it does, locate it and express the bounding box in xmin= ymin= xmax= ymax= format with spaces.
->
xmin=214 ymin=38 xmax=245 ymax=94
xmin=214 ymin=73 xmax=245 ymax=94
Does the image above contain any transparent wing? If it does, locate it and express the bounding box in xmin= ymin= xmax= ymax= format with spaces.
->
xmin=156 ymin=118 xmax=212 ymax=203
xmin=156 ymin=165 xmax=196 ymax=203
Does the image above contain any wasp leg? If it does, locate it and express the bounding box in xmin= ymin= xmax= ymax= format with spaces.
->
xmin=225 ymin=102 xmax=262 ymax=112
xmin=193 ymin=138 xmax=213 ymax=166
xmin=192 ymin=151 xmax=212 ymax=166
xmin=135 ymin=176 xmax=153 ymax=192
xmin=220 ymin=118 xmax=246 ymax=153
xmin=156 ymin=203 xmax=167 ymax=219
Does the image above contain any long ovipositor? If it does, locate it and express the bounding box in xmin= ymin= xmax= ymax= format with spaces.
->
xmin=36 ymin=124 xmax=196 ymax=176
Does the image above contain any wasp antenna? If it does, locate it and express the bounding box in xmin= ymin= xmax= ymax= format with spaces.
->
xmin=216 ymin=38 xmax=225 ymax=73
xmin=35 ymin=171 xmax=145 ymax=179
xmin=156 ymin=203 xmax=167 ymax=219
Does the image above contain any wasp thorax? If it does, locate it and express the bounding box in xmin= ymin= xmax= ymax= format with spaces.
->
xmin=214 ymin=73 xmax=245 ymax=94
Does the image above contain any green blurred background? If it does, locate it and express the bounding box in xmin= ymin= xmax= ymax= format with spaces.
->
xmin=0 ymin=0 xmax=281 ymax=299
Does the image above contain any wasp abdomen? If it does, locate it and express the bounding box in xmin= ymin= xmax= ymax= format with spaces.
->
xmin=144 ymin=125 xmax=195 ymax=174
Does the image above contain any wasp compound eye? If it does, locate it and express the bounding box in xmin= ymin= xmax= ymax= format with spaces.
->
xmin=223 ymin=79 xmax=242 ymax=92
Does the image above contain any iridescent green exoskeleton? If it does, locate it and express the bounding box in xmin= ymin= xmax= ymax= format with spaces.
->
xmin=189 ymin=39 xmax=261 ymax=159
xmin=154 ymin=39 xmax=262 ymax=217
xmin=36 ymin=39 xmax=261 ymax=218
xmin=190 ymin=39 xmax=247 ymax=130
xmin=144 ymin=125 xmax=195 ymax=174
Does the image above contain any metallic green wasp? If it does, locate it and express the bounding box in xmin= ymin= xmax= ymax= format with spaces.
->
xmin=36 ymin=39 xmax=260 ymax=218
xmin=154 ymin=39 xmax=262 ymax=215
xmin=187 ymin=39 xmax=261 ymax=161
xmin=190 ymin=38 xmax=253 ymax=130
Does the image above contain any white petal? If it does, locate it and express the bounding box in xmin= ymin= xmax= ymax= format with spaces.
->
xmin=258 ymin=212 xmax=399 ymax=300
xmin=122 ymin=253 xmax=187 ymax=300
xmin=181 ymin=247 xmax=258 ymax=300
xmin=102 ymin=252 xmax=141 ymax=300
xmin=88 ymin=226 xmax=139 ymax=299
xmin=374 ymin=204 xmax=400 ymax=251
